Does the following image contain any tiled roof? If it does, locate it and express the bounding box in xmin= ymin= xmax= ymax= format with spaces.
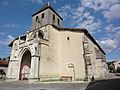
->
xmin=0 ymin=60 xmax=9 ymax=65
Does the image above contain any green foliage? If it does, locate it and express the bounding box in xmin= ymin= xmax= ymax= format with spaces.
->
xmin=116 ymin=67 xmax=120 ymax=73
xmin=107 ymin=62 xmax=115 ymax=73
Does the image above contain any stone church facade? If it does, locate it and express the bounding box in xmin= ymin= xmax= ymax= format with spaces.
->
xmin=7 ymin=3 xmax=108 ymax=82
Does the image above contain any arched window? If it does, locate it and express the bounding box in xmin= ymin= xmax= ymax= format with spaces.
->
xmin=38 ymin=31 xmax=44 ymax=39
xmin=33 ymin=31 xmax=44 ymax=39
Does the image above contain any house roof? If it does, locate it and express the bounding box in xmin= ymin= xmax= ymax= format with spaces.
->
xmin=0 ymin=60 xmax=9 ymax=66
xmin=8 ymin=35 xmax=26 ymax=47
xmin=32 ymin=3 xmax=63 ymax=20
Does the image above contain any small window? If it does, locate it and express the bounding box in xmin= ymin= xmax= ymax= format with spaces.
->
xmin=58 ymin=18 xmax=60 ymax=26
xmin=84 ymin=43 xmax=89 ymax=53
xmin=85 ymin=54 xmax=91 ymax=65
xmin=67 ymin=37 xmax=70 ymax=40
xmin=42 ymin=13 xmax=44 ymax=19
xmin=36 ymin=16 xmax=38 ymax=21
xmin=53 ymin=14 xmax=55 ymax=23
xmin=95 ymin=48 xmax=102 ymax=59
xmin=53 ymin=14 xmax=55 ymax=20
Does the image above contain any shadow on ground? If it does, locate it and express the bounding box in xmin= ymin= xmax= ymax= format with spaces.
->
xmin=85 ymin=78 xmax=120 ymax=90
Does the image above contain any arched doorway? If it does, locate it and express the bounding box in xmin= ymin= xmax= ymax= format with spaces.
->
xmin=19 ymin=49 xmax=31 ymax=80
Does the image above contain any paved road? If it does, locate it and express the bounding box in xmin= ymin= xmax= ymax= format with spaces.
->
xmin=0 ymin=81 xmax=88 ymax=90
xmin=86 ymin=78 xmax=120 ymax=90
xmin=0 ymin=78 xmax=120 ymax=90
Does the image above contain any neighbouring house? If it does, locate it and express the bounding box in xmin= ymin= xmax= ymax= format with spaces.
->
xmin=107 ymin=60 xmax=120 ymax=73
xmin=0 ymin=60 xmax=9 ymax=79
xmin=7 ymin=3 xmax=108 ymax=82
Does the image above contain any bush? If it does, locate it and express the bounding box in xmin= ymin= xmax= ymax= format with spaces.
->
xmin=116 ymin=67 xmax=120 ymax=73
xmin=109 ymin=65 xmax=115 ymax=73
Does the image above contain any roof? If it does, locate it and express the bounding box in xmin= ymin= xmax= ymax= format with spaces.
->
xmin=52 ymin=25 xmax=106 ymax=55
xmin=32 ymin=3 xmax=63 ymax=20
xmin=8 ymin=35 xmax=26 ymax=47
xmin=0 ymin=60 xmax=9 ymax=66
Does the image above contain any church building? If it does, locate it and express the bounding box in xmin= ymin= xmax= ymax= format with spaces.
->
xmin=7 ymin=3 xmax=108 ymax=82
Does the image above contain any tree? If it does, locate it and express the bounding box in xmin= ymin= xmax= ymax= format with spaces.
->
xmin=109 ymin=65 xmax=115 ymax=73
xmin=116 ymin=67 xmax=120 ymax=73
xmin=107 ymin=62 xmax=115 ymax=73
xmin=3 ymin=58 xmax=6 ymax=60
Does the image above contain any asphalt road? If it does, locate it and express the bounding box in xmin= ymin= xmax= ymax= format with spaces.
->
xmin=0 ymin=81 xmax=88 ymax=90
xmin=0 ymin=79 xmax=120 ymax=90
xmin=86 ymin=78 xmax=120 ymax=90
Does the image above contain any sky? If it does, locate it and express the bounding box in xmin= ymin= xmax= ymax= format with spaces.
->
xmin=0 ymin=0 xmax=120 ymax=61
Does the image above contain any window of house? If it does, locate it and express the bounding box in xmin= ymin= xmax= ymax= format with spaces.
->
xmin=101 ymin=54 xmax=106 ymax=62
xmin=38 ymin=31 xmax=44 ymax=39
xmin=67 ymin=37 xmax=70 ymax=40
xmin=36 ymin=16 xmax=38 ymax=21
xmin=83 ymin=43 xmax=89 ymax=53
xmin=53 ymin=14 xmax=55 ymax=23
xmin=57 ymin=18 xmax=60 ymax=26
xmin=42 ymin=13 xmax=44 ymax=19
xmin=85 ymin=54 xmax=91 ymax=65
xmin=95 ymin=48 xmax=103 ymax=59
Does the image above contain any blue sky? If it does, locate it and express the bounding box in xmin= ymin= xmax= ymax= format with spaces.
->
xmin=0 ymin=0 xmax=120 ymax=61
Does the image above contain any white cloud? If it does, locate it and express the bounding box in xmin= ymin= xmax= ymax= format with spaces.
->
xmin=74 ymin=11 xmax=101 ymax=33
xmin=0 ymin=32 xmax=5 ymax=35
xmin=99 ymin=39 xmax=118 ymax=53
xmin=0 ymin=0 xmax=9 ymax=5
xmin=113 ymin=27 xmax=120 ymax=32
xmin=81 ymin=0 xmax=120 ymax=21
xmin=76 ymin=19 xmax=101 ymax=33
xmin=32 ymin=0 xmax=43 ymax=4
xmin=57 ymin=3 xmax=102 ymax=33
xmin=4 ymin=23 xmax=19 ymax=28
xmin=0 ymin=34 xmax=14 ymax=45
xmin=105 ymin=24 xmax=120 ymax=33
xmin=81 ymin=0 xmax=119 ymax=11
xmin=105 ymin=24 xmax=114 ymax=32
xmin=2 ymin=1 xmax=9 ymax=5
xmin=7 ymin=35 xmax=14 ymax=41
xmin=99 ymin=26 xmax=120 ymax=54
xmin=57 ymin=0 xmax=119 ymax=34
xmin=72 ymin=7 xmax=84 ymax=19
xmin=25 ymin=0 xmax=43 ymax=4
xmin=114 ymin=31 xmax=120 ymax=43
xmin=104 ymin=4 xmax=120 ymax=21
xmin=57 ymin=4 xmax=72 ymax=20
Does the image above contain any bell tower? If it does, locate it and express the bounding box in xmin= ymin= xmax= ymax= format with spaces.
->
xmin=31 ymin=2 xmax=63 ymax=30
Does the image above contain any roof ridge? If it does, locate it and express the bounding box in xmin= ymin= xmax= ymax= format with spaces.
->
xmin=32 ymin=3 xmax=63 ymax=20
